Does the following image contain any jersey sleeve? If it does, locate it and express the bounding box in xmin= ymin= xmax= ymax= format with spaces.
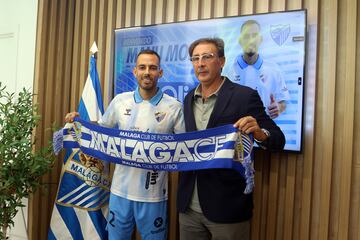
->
xmin=229 ymin=58 xmax=241 ymax=82
xmin=98 ymin=97 xmax=118 ymax=128
xmin=172 ymin=103 xmax=185 ymax=134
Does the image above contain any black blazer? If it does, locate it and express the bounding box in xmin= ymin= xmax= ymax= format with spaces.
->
xmin=177 ymin=77 xmax=285 ymax=223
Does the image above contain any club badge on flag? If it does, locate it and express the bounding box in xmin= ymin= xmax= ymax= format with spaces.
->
xmin=49 ymin=43 xmax=110 ymax=240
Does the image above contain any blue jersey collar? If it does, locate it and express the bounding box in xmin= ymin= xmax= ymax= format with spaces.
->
xmin=237 ymin=54 xmax=263 ymax=70
xmin=134 ymin=87 xmax=163 ymax=106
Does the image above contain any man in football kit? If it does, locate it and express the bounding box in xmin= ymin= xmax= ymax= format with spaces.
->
xmin=65 ymin=49 xmax=185 ymax=240
xmin=232 ymin=19 xmax=290 ymax=119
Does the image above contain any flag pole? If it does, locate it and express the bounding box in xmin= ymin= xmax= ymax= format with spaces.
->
xmin=90 ymin=41 xmax=98 ymax=57
xmin=48 ymin=40 xmax=109 ymax=240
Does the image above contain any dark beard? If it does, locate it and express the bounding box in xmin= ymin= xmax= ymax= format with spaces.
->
xmin=246 ymin=51 xmax=255 ymax=57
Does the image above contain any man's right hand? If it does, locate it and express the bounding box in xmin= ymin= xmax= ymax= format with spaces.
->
xmin=65 ymin=112 xmax=80 ymax=123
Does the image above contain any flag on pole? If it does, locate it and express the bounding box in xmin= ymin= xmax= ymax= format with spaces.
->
xmin=48 ymin=43 xmax=110 ymax=240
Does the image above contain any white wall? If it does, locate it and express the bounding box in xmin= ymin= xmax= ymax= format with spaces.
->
xmin=0 ymin=0 xmax=38 ymax=239
xmin=0 ymin=0 xmax=38 ymax=92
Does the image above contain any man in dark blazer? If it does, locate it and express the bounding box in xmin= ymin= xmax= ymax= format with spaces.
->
xmin=177 ymin=37 xmax=285 ymax=240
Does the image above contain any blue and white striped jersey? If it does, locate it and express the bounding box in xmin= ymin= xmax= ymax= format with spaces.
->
xmin=98 ymin=87 xmax=185 ymax=202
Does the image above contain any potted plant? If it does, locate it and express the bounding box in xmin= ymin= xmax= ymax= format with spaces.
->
xmin=0 ymin=82 xmax=54 ymax=239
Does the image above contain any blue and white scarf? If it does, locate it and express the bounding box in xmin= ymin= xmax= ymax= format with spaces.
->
xmin=53 ymin=117 xmax=255 ymax=193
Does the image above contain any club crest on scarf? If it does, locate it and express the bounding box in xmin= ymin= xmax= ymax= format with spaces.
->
xmin=70 ymin=121 xmax=83 ymax=142
xmin=234 ymin=132 xmax=253 ymax=163
xmin=155 ymin=111 xmax=166 ymax=122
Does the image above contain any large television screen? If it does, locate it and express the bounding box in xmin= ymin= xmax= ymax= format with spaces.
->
xmin=114 ymin=10 xmax=306 ymax=152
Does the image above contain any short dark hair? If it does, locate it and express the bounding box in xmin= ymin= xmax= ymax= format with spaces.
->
xmin=240 ymin=20 xmax=261 ymax=33
xmin=136 ymin=49 xmax=161 ymax=64
xmin=188 ymin=37 xmax=225 ymax=58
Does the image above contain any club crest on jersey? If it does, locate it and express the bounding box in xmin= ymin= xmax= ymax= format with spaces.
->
xmin=270 ymin=24 xmax=290 ymax=46
xmin=260 ymin=74 xmax=266 ymax=83
xmin=124 ymin=108 xmax=131 ymax=116
xmin=155 ymin=111 xmax=166 ymax=122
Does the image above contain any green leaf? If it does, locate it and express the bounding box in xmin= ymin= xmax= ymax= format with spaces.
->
xmin=0 ymin=84 xmax=55 ymax=233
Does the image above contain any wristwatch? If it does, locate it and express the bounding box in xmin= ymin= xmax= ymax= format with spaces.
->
xmin=255 ymin=128 xmax=270 ymax=143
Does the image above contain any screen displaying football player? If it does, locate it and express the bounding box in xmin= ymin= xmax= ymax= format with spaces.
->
xmin=232 ymin=20 xmax=290 ymax=119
